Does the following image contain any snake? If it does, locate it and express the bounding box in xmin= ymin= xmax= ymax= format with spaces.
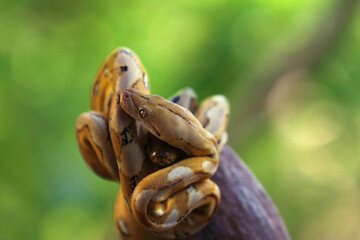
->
xmin=75 ymin=48 xmax=230 ymax=239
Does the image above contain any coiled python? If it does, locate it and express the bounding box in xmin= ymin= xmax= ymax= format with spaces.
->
xmin=75 ymin=48 xmax=230 ymax=239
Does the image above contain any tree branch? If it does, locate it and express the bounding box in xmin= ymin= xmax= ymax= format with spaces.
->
xmin=187 ymin=146 xmax=290 ymax=240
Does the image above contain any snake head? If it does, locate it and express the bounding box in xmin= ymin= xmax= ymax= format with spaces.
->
xmin=120 ymin=88 xmax=216 ymax=156
xmin=120 ymin=88 xmax=155 ymax=121
xmin=120 ymin=88 xmax=168 ymax=139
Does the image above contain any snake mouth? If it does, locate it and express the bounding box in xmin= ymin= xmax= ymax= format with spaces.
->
xmin=120 ymin=89 xmax=137 ymax=117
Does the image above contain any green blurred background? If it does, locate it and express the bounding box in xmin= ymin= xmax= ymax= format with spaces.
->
xmin=1 ymin=0 xmax=359 ymax=239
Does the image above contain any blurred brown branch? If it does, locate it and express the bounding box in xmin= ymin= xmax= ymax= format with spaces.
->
xmin=231 ymin=0 xmax=359 ymax=144
xmin=187 ymin=146 xmax=291 ymax=240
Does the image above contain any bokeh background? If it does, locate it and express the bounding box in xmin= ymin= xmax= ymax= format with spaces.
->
xmin=1 ymin=0 xmax=359 ymax=239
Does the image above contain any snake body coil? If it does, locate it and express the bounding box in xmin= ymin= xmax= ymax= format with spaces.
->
xmin=75 ymin=48 xmax=230 ymax=239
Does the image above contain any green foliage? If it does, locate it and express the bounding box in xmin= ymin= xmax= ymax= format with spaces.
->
xmin=0 ymin=0 xmax=359 ymax=239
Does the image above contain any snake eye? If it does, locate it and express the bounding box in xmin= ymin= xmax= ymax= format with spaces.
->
xmin=139 ymin=108 xmax=147 ymax=119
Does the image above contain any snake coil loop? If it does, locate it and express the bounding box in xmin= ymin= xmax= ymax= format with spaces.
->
xmin=75 ymin=48 xmax=230 ymax=239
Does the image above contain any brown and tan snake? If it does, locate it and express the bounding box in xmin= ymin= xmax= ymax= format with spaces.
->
xmin=75 ymin=48 xmax=230 ymax=239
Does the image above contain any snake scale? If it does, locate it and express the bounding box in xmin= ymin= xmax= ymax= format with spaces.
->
xmin=75 ymin=48 xmax=230 ymax=239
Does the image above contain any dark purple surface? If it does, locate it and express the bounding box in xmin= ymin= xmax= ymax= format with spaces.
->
xmin=188 ymin=146 xmax=291 ymax=240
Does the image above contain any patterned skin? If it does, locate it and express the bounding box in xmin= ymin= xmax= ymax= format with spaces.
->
xmin=75 ymin=48 xmax=230 ymax=239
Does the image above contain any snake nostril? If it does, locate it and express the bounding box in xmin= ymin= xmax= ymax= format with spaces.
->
xmin=124 ymin=93 xmax=129 ymax=99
